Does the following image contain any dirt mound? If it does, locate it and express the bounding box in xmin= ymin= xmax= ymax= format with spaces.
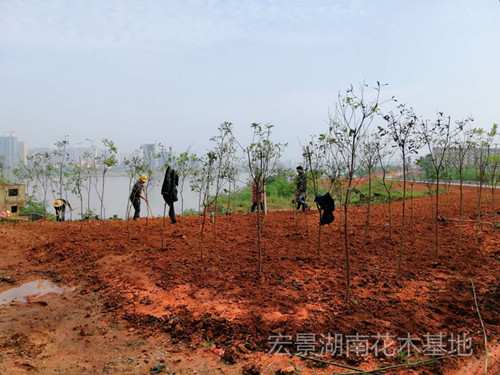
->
xmin=14 ymin=186 xmax=500 ymax=372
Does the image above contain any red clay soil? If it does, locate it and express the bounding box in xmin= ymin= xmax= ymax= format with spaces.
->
xmin=2 ymin=186 xmax=499 ymax=374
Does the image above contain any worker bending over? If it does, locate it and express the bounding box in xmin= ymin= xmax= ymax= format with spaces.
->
xmin=53 ymin=199 xmax=72 ymax=222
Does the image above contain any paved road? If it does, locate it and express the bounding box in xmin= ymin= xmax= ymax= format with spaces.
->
xmin=388 ymin=178 xmax=500 ymax=189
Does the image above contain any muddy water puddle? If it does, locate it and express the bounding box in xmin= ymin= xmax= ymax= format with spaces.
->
xmin=0 ymin=280 xmax=70 ymax=305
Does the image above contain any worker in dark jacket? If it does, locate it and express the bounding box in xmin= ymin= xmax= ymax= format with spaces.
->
xmin=314 ymin=192 xmax=335 ymax=225
xmin=161 ymin=166 xmax=179 ymax=224
xmin=53 ymin=199 xmax=72 ymax=221
xmin=294 ymin=166 xmax=308 ymax=211
xmin=130 ymin=175 xmax=148 ymax=220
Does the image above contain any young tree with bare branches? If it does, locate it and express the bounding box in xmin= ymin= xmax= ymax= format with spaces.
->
xmin=487 ymin=154 xmax=499 ymax=211
xmin=419 ymin=113 xmax=454 ymax=256
xmin=209 ymin=121 xmax=237 ymax=247
xmin=198 ymin=152 xmax=217 ymax=266
xmin=303 ymin=139 xmax=324 ymax=256
xmin=245 ymin=123 xmax=285 ymax=276
xmin=66 ymin=158 xmax=88 ymax=220
xmin=174 ymin=151 xmax=199 ymax=214
xmin=54 ymin=137 xmax=70 ymax=199
xmin=450 ymin=117 xmax=475 ymax=217
xmin=95 ymin=139 xmax=118 ymax=219
xmin=28 ymin=152 xmax=55 ymax=214
xmin=380 ymin=103 xmax=420 ymax=270
xmin=375 ymin=139 xmax=396 ymax=240
xmin=327 ymin=82 xmax=382 ymax=302
xmin=360 ymin=135 xmax=379 ymax=241
xmin=473 ymin=124 xmax=498 ymax=235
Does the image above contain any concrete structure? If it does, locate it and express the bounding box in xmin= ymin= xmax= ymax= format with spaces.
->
xmin=0 ymin=183 xmax=26 ymax=216
xmin=0 ymin=135 xmax=26 ymax=170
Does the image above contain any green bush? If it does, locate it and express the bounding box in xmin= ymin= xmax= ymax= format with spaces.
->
xmin=20 ymin=199 xmax=55 ymax=220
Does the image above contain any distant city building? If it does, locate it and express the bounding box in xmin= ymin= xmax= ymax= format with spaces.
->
xmin=0 ymin=135 xmax=26 ymax=170
xmin=141 ymin=143 xmax=162 ymax=169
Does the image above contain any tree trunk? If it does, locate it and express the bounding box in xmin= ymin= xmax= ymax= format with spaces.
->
xmin=476 ymin=181 xmax=483 ymax=242
xmin=180 ymin=178 xmax=185 ymax=214
xmin=388 ymin=196 xmax=393 ymax=240
xmin=100 ymin=171 xmax=106 ymax=219
xmin=400 ymin=157 xmax=406 ymax=274
xmin=317 ymin=223 xmax=322 ymax=258
xmin=410 ymin=182 xmax=415 ymax=234
xmin=199 ymin=167 xmax=212 ymax=267
xmin=343 ymin=189 xmax=351 ymax=303
xmin=256 ymin=204 xmax=263 ymax=275
xmin=87 ymin=176 xmax=92 ymax=215
xmin=199 ymin=205 xmax=208 ymax=265
xmin=434 ymin=175 xmax=440 ymax=257
xmin=459 ymin=168 xmax=464 ymax=217
xmin=227 ymin=184 xmax=232 ymax=215
xmin=79 ymin=191 xmax=83 ymax=220
xmin=161 ymin=202 xmax=167 ymax=249
xmin=364 ymin=167 xmax=372 ymax=241
xmin=491 ymin=165 xmax=497 ymax=212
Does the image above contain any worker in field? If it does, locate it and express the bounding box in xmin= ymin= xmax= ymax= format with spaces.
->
xmin=53 ymin=199 xmax=72 ymax=222
xmin=161 ymin=166 xmax=179 ymax=224
xmin=294 ymin=165 xmax=308 ymax=211
xmin=251 ymin=176 xmax=265 ymax=212
xmin=130 ymin=175 xmax=148 ymax=220
xmin=314 ymin=192 xmax=336 ymax=225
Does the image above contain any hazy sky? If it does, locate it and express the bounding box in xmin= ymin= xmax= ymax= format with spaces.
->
xmin=1 ymin=0 xmax=499 ymax=157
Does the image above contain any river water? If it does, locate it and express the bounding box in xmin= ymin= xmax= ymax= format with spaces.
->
xmin=36 ymin=174 xmax=248 ymax=220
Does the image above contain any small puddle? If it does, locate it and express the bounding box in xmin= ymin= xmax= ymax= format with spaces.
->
xmin=0 ymin=280 xmax=67 ymax=305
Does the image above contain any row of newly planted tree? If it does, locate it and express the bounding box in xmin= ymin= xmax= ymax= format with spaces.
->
xmin=290 ymin=83 xmax=498 ymax=301
xmin=9 ymin=82 xmax=498 ymax=302
xmin=13 ymin=138 xmax=118 ymax=219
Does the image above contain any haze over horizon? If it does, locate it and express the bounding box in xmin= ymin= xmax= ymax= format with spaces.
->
xmin=1 ymin=0 xmax=499 ymax=158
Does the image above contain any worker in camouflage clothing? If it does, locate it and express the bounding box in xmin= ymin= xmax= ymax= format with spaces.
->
xmin=294 ymin=165 xmax=308 ymax=211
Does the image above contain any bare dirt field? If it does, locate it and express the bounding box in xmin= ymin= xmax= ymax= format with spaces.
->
xmin=0 ymin=186 xmax=498 ymax=374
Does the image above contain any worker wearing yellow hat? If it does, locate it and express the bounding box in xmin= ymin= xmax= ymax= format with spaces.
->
xmin=130 ymin=175 xmax=148 ymax=220
xmin=53 ymin=199 xmax=72 ymax=221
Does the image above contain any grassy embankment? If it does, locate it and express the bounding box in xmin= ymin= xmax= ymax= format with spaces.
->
xmin=219 ymin=173 xmax=433 ymax=214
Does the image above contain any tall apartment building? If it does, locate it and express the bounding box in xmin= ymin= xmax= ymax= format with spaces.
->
xmin=0 ymin=135 xmax=26 ymax=171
